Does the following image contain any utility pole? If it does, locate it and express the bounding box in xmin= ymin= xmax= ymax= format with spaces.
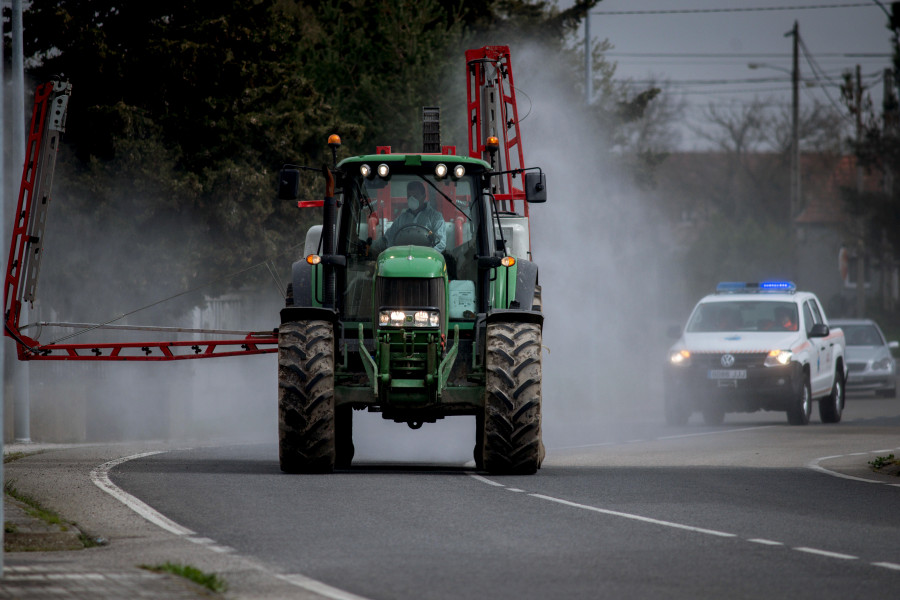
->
xmin=883 ymin=68 xmax=896 ymax=311
xmin=787 ymin=21 xmax=800 ymax=221
xmin=854 ymin=64 xmax=866 ymax=317
xmin=1 ymin=1 xmax=6 ymax=577
xmin=10 ymin=0 xmax=29 ymax=442
xmin=584 ymin=12 xmax=592 ymax=105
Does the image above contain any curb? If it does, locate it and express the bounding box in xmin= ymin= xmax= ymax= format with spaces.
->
xmin=3 ymin=495 xmax=86 ymax=552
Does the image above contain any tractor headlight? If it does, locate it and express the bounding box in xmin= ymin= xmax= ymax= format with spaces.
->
xmin=378 ymin=309 xmax=440 ymax=328
xmin=435 ymin=163 xmax=448 ymax=178
xmin=360 ymin=164 xmax=372 ymax=178
xmin=453 ymin=164 xmax=466 ymax=178
xmin=764 ymin=350 xmax=792 ymax=367
xmin=669 ymin=350 xmax=691 ymax=366
xmin=377 ymin=163 xmax=390 ymax=178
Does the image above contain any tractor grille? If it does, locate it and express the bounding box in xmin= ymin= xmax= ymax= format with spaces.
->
xmin=376 ymin=277 xmax=445 ymax=312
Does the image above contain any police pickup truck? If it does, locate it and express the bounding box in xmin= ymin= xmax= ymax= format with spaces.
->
xmin=665 ymin=281 xmax=848 ymax=426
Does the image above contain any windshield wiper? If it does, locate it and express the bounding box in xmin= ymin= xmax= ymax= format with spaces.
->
xmin=416 ymin=175 xmax=470 ymax=221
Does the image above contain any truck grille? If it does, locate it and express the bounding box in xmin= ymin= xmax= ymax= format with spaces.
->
xmin=691 ymin=352 xmax=769 ymax=369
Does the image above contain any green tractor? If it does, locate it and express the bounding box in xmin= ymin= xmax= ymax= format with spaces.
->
xmin=276 ymin=46 xmax=547 ymax=474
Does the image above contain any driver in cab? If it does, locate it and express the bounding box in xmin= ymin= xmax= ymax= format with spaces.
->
xmin=370 ymin=181 xmax=446 ymax=254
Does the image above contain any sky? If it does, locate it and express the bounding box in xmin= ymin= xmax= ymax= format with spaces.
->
xmin=578 ymin=0 xmax=894 ymax=149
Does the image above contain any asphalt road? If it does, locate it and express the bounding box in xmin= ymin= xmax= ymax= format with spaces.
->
xmin=100 ymin=397 xmax=900 ymax=600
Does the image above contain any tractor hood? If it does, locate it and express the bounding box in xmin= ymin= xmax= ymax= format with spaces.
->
xmin=376 ymin=245 xmax=446 ymax=278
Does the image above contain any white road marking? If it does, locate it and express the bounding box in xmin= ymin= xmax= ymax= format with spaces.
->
xmin=276 ymin=574 xmax=372 ymax=600
xmin=469 ymin=473 xmax=505 ymax=487
xmin=794 ymin=547 xmax=857 ymax=560
xmin=527 ymin=492 xmax=736 ymax=537
xmin=90 ymin=452 xmax=195 ymax=536
xmin=470 ymin=472 xmax=896 ymax=571
xmin=807 ymin=447 xmax=900 ymax=486
xmin=657 ymin=425 xmax=777 ymax=440
xmin=507 ymin=488 xmax=526 ymax=493
xmin=92 ymin=450 xmax=375 ymax=600
xmin=747 ymin=538 xmax=783 ymax=546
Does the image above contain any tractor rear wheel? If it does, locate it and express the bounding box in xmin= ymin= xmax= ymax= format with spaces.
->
xmin=481 ymin=321 xmax=544 ymax=475
xmin=278 ymin=320 xmax=336 ymax=473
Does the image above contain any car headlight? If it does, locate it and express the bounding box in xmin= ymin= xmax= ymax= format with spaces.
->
xmin=669 ymin=350 xmax=691 ymax=366
xmin=378 ymin=309 xmax=440 ymax=328
xmin=764 ymin=349 xmax=792 ymax=367
xmin=872 ymin=357 xmax=894 ymax=372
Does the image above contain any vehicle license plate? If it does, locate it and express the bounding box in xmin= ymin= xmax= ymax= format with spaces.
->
xmin=708 ymin=369 xmax=747 ymax=380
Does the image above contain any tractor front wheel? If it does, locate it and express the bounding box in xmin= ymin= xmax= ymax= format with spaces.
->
xmin=481 ymin=322 xmax=544 ymax=475
xmin=278 ymin=320 xmax=336 ymax=473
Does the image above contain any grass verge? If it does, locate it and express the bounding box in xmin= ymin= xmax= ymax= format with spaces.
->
xmin=141 ymin=562 xmax=228 ymax=593
xmin=868 ymin=453 xmax=900 ymax=475
xmin=4 ymin=480 xmax=66 ymax=528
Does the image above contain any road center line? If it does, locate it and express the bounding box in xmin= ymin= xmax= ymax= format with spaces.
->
xmin=470 ymin=474 xmax=893 ymax=570
xmin=794 ymin=547 xmax=857 ymax=560
xmin=527 ymin=493 xmax=736 ymax=538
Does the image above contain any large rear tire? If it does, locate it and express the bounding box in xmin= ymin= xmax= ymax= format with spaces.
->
xmin=278 ymin=320 xmax=336 ymax=473
xmin=787 ymin=375 xmax=812 ymax=425
xmin=819 ymin=370 xmax=845 ymax=423
xmin=481 ymin=322 xmax=544 ymax=475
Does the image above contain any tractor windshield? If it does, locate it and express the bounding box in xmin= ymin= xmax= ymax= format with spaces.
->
xmin=339 ymin=171 xmax=482 ymax=321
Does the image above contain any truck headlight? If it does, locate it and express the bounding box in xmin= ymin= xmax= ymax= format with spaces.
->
xmin=378 ymin=309 xmax=440 ymax=328
xmin=764 ymin=350 xmax=792 ymax=366
xmin=669 ymin=350 xmax=691 ymax=366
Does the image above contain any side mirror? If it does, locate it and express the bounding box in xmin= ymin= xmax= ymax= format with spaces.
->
xmin=809 ymin=323 xmax=830 ymax=338
xmin=278 ymin=168 xmax=300 ymax=200
xmin=889 ymin=341 xmax=899 ymax=350
xmin=525 ymin=172 xmax=546 ymax=203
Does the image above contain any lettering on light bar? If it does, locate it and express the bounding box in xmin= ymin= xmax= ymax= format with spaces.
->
xmin=715 ymin=281 xmax=796 ymax=294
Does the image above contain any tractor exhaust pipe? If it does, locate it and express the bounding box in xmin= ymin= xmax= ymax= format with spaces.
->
xmin=422 ymin=107 xmax=440 ymax=153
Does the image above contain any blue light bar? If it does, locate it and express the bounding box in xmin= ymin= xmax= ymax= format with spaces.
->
xmin=715 ymin=281 xmax=796 ymax=294
xmin=759 ymin=280 xmax=796 ymax=292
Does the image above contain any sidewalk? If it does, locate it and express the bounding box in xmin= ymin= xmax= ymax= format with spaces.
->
xmin=2 ymin=442 xmax=332 ymax=600
xmin=3 ymin=443 xmax=216 ymax=599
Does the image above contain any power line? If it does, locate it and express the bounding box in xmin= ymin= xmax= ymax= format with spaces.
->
xmin=625 ymin=70 xmax=881 ymax=87
xmin=605 ymin=52 xmax=891 ymax=58
xmin=593 ymin=3 xmax=876 ymax=16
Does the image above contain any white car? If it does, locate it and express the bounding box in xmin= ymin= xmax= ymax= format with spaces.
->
xmin=665 ymin=281 xmax=848 ymax=426
xmin=830 ymin=319 xmax=897 ymax=398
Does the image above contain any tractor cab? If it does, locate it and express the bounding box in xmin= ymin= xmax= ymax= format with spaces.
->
xmin=337 ymin=155 xmax=488 ymax=326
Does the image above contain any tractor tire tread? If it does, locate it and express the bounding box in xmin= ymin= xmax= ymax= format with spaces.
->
xmin=278 ymin=320 xmax=337 ymax=473
xmin=482 ymin=322 xmax=543 ymax=475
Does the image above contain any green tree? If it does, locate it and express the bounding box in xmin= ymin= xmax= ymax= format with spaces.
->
xmin=21 ymin=0 xmax=643 ymax=325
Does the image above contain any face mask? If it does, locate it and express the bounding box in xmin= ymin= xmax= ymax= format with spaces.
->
xmin=407 ymin=197 xmax=420 ymax=212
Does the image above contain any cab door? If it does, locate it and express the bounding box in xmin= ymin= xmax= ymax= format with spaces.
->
xmin=804 ymin=299 xmax=832 ymax=396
